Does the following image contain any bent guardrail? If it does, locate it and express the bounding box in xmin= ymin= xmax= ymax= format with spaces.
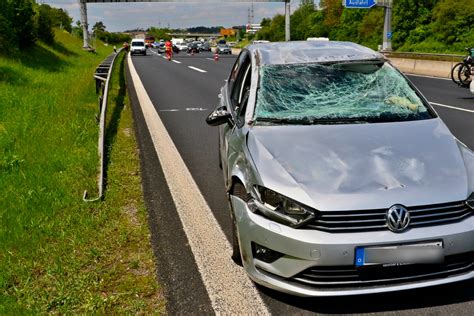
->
xmin=83 ymin=48 xmax=123 ymax=202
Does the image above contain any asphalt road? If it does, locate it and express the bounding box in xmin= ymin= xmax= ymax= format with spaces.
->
xmin=127 ymin=49 xmax=474 ymax=314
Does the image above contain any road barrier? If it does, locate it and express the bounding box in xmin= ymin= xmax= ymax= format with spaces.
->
xmin=83 ymin=49 xmax=123 ymax=202
xmin=384 ymin=52 xmax=464 ymax=79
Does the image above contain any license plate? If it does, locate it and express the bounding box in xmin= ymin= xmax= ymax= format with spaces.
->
xmin=355 ymin=241 xmax=444 ymax=267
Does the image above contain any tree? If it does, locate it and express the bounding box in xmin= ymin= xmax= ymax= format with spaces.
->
xmin=11 ymin=0 xmax=37 ymax=49
xmin=0 ymin=1 xmax=14 ymax=51
xmin=147 ymin=27 xmax=172 ymax=41
xmin=48 ymin=6 xmax=73 ymax=33
xmin=432 ymin=0 xmax=474 ymax=48
xmin=92 ymin=21 xmax=106 ymax=35
xmin=37 ymin=4 xmax=55 ymax=44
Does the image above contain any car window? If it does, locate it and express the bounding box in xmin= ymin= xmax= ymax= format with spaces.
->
xmin=230 ymin=55 xmax=251 ymax=111
xmin=254 ymin=62 xmax=434 ymax=124
xmin=132 ymin=42 xmax=144 ymax=47
xmin=228 ymin=51 xmax=248 ymax=94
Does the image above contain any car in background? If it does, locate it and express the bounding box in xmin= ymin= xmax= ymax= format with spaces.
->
xmin=156 ymin=42 xmax=165 ymax=53
xmin=176 ymin=42 xmax=189 ymax=51
xmin=206 ymin=40 xmax=474 ymax=297
xmin=216 ymin=44 xmax=232 ymax=55
xmin=130 ymin=39 xmax=147 ymax=56
xmin=199 ymin=42 xmax=211 ymax=52
xmin=187 ymin=42 xmax=200 ymax=54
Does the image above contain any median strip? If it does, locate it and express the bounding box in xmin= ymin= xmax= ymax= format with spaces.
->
xmin=128 ymin=54 xmax=269 ymax=314
xmin=188 ymin=66 xmax=207 ymax=73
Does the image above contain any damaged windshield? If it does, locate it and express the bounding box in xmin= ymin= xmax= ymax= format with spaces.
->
xmin=254 ymin=62 xmax=433 ymax=124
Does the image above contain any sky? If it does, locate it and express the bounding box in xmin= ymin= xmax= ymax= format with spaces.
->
xmin=41 ymin=0 xmax=307 ymax=32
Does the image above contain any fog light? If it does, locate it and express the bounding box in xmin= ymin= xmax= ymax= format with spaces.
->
xmin=252 ymin=242 xmax=284 ymax=263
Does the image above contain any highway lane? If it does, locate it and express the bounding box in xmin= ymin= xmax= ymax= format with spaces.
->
xmin=407 ymin=74 xmax=474 ymax=150
xmin=129 ymin=50 xmax=474 ymax=314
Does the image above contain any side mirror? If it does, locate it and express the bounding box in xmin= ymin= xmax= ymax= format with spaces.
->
xmin=206 ymin=106 xmax=232 ymax=126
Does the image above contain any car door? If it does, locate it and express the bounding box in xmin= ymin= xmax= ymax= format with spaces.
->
xmin=220 ymin=51 xmax=252 ymax=186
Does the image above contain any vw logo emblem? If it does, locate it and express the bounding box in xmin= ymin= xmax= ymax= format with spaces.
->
xmin=386 ymin=205 xmax=410 ymax=233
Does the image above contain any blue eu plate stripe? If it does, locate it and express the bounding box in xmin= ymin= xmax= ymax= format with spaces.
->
xmin=355 ymin=247 xmax=365 ymax=267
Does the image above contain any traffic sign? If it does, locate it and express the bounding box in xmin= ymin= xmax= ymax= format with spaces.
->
xmin=343 ymin=0 xmax=377 ymax=9
xmin=387 ymin=31 xmax=392 ymax=39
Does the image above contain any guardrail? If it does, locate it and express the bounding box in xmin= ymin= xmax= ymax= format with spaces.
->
xmin=382 ymin=51 xmax=464 ymax=62
xmin=83 ymin=48 xmax=123 ymax=202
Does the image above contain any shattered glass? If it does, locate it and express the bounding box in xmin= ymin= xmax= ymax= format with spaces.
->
xmin=255 ymin=62 xmax=432 ymax=124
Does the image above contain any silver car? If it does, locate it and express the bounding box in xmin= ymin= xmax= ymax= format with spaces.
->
xmin=206 ymin=41 xmax=474 ymax=297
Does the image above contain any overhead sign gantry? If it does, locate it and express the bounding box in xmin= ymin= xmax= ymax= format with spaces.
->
xmin=79 ymin=0 xmax=290 ymax=49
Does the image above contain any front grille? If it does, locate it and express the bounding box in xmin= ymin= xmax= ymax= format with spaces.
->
xmin=306 ymin=201 xmax=472 ymax=232
xmin=291 ymin=252 xmax=474 ymax=288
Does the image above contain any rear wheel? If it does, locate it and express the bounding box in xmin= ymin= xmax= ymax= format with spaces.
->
xmin=230 ymin=182 xmax=250 ymax=265
xmin=458 ymin=64 xmax=472 ymax=87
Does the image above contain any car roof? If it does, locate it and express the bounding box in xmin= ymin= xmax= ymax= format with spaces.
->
xmin=246 ymin=41 xmax=384 ymax=66
xmin=131 ymin=38 xmax=145 ymax=42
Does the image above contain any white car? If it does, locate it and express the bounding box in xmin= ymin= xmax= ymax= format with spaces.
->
xmin=176 ymin=43 xmax=189 ymax=51
xmin=130 ymin=39 xmax=147 ymax=56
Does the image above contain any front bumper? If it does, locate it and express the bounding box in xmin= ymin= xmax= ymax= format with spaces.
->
xmin=231 ymin=196 xmax=474 ymax=297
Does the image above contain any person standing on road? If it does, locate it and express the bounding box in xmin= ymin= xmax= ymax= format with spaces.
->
xmin=165 ymin=40 xmax=173 ymax=61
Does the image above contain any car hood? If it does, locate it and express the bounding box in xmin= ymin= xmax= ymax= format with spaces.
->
xmin=247 ymin=118 xmax=471 ymax=211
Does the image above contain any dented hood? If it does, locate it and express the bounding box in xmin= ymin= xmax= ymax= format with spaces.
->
xmin=247 ymin=118 xmax=470 ymax=211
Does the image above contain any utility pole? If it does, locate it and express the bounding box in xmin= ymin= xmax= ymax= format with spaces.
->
xmin=79 ymin=0 xmax=90 ymax=48
xmin=285 ymin=0 xmax=290 ymax=41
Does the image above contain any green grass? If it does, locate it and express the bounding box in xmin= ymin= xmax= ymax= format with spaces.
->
xmin=0 ymin=30 xmax=165 ymax=313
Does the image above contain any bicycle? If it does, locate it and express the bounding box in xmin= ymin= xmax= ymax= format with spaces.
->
xmin=451 ymin=47 xmax=473 ymax=87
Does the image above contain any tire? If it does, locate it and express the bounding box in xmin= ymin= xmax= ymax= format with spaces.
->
xmin=458 ymin=64 xmax=472 ymax=87
xmin=230 ymin=182 xmax=250 ymax=265
xmin=451 ymin=62 xmax=463 ymax=85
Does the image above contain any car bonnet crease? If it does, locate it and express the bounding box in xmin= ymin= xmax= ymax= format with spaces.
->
xmin=246 ymin=118 xmax=468 ymax=211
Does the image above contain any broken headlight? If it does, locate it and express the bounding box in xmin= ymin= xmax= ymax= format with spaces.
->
xmin=248 ymin=186 xmax=316 ymax=228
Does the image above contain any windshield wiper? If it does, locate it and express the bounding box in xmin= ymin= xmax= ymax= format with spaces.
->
xmin=256 ymin=117 xmax=315 ymax=125
xmin=256 ymin=117 xmax=368 ymax=125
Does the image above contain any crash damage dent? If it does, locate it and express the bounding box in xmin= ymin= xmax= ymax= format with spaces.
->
xmin=246 ymin=119 xmax=468 ymax=211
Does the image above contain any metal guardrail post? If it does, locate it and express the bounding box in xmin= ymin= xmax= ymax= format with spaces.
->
xmin=83 ymin=49 xmax=123 ymax=202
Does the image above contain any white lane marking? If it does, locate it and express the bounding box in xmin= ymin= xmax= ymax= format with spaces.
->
xmin=128 ymin=54 xmax=269 ymax=314
xmin=407 ymin=73 xmax=451 ymax=81
xmin=172 ymin=60 xmax=181 ymax=64
xmin=206 ymin=58 xmax=215 ymax=61
xmin=159 ymin=108 xmax=208 ymax=112
xmin=186 ymin=107 xmax=208 ymax=111
xmin=188 ymin=66 xmax=207 ymax=73
xmin=430 ymin=102 xmax=474 ymax=113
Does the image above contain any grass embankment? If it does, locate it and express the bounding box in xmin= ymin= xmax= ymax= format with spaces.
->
xmin=0 ymin=30 xmax=164 ymax=313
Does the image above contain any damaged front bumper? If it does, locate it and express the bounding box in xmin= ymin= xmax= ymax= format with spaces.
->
xmin=231 ymin=196 xmax=474 ymax=297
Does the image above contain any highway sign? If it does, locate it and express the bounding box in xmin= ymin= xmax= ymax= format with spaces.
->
xmin=343 ymin=0 xmax=376 ymax=8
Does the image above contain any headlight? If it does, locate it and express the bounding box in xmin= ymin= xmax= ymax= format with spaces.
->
xmin=467 ymin=192 xmax=474 ymax=210
xmin=248 ymin=186 xmax=316 ymax=228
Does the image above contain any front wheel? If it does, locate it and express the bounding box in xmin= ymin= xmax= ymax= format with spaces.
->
xmin=451 ymin=62 xmax=463 ymax=85
xmin=230 ymin=183 xmax=250 ymax=265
